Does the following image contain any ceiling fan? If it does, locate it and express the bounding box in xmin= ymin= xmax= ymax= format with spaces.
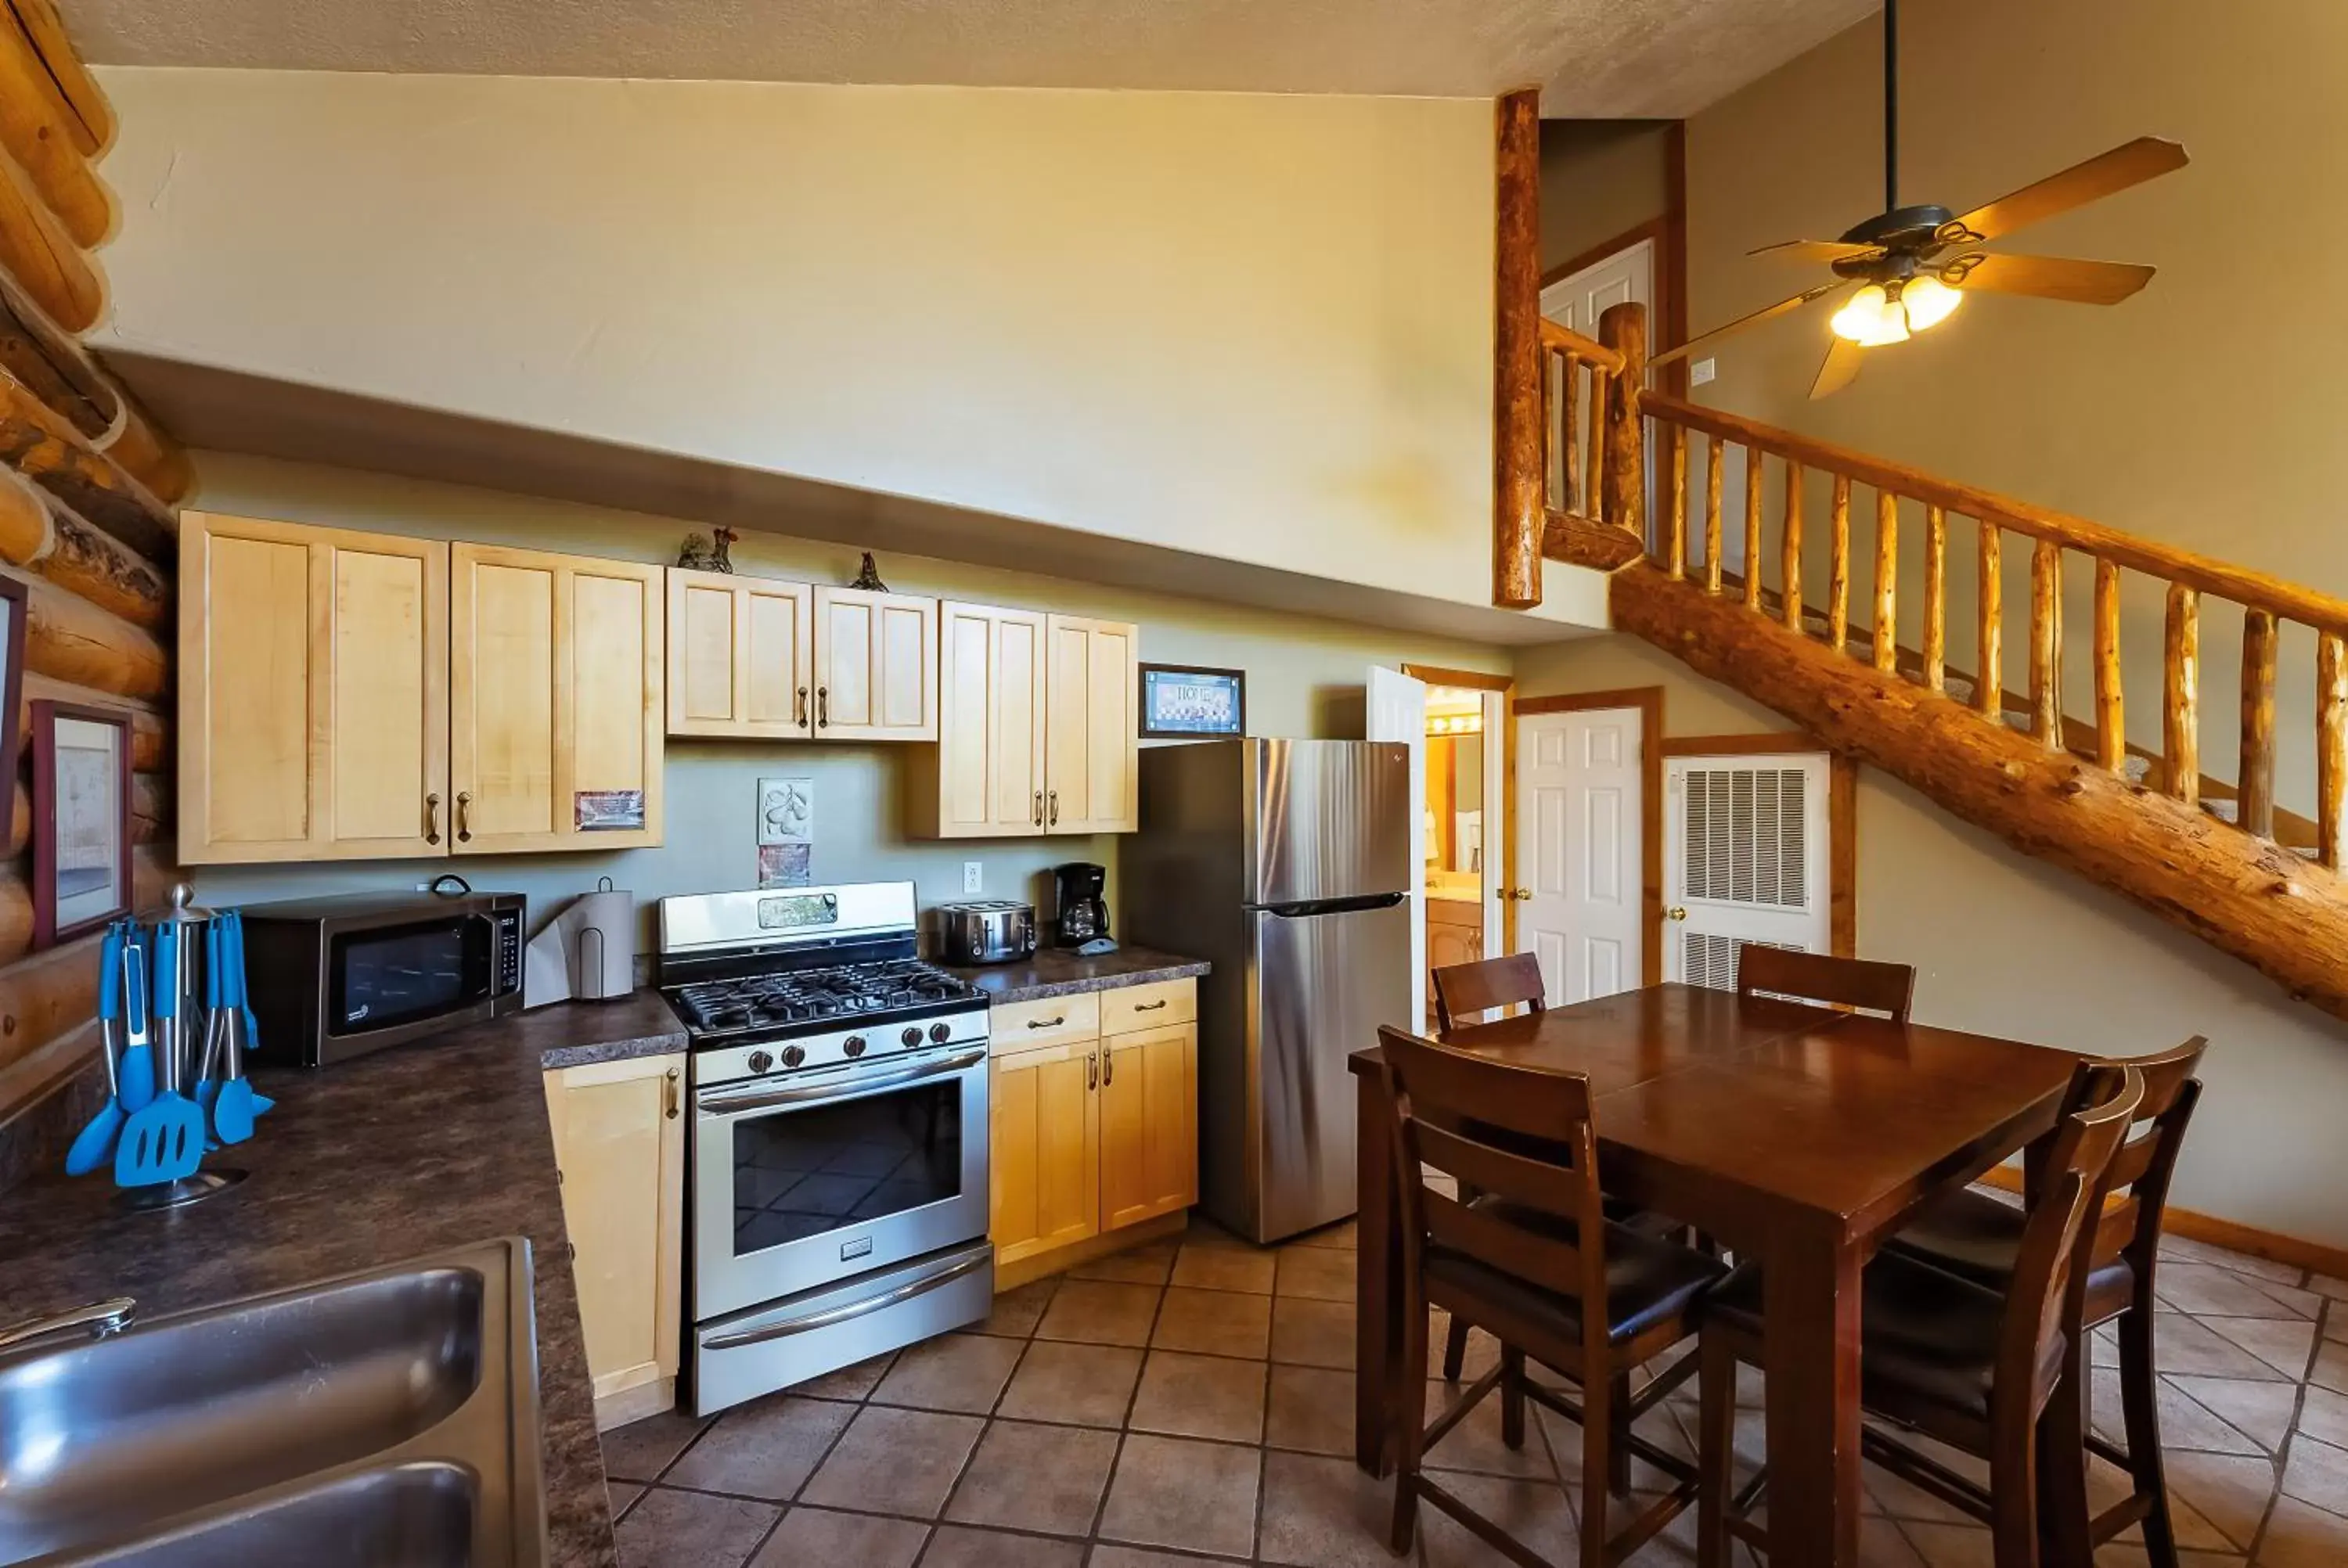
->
xmin=1651 ymin=0 xmax=2188 ymax=399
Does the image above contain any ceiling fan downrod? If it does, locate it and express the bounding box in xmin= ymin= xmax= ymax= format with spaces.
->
xmin=1883 ymin=0 xmax=1899 ymax=214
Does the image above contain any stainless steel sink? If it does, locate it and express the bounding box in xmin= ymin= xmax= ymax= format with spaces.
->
xmin=0 ymin=1239 xmax=544 ymax=1567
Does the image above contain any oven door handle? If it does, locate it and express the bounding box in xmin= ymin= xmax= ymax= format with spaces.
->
xmin=700 ymin=1247 xmax=991 ymax=1350
xmin=696 ymin=1046 xmax=989 ymax=1116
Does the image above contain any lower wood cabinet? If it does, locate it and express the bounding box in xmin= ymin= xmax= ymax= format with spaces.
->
xmin=542 ymin=1053 xmax=685 ymax=1430
xmin=1427 ymin=898 xmax=1485 ymax=973
xmin=989 ymin=1040 xmax=1100 ymax=1268
xmin=1100 ymin=1020 xmax=1198 ymax=1230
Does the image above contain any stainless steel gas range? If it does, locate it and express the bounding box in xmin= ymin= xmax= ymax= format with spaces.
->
xmin=660 ymin=881 xmax=995 ymax=1417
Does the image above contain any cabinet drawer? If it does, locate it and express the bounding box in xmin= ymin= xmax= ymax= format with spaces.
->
xmin=992 ymin=992 xmax=1100 ymax=1056
xmin=1101 ymin=979 xmax=1195 ymax=1035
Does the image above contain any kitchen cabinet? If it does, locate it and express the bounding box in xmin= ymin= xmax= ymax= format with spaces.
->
xmin=667 ymin=567 xmax=813 ymax=739
xmin=1427 ymin=897 xmax=1485 ymax=973
xmin=910 ymin=604 xmax=1138 ymax=838
xmin=450 ymin=543 xmax=664 ymax=853
xmin=180 ymin=512 xmax=449 ymax=865
xmin=542 ymin=1052 xmax=686 ymax=1430
xmin=1099 ymin=1020 xmax=1197 ymax=1230
xmin=813 ymin=585 xmax=938 ymax=742
xmin=989 ymin=1040 xmax=1100 ymax=1268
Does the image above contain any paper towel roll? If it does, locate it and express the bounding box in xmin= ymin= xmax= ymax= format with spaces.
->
xmin=525 ymin=888 xmax=637 ymax=1007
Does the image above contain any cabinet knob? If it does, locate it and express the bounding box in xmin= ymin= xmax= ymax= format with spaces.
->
xmin=425 ymin=792 xmax=441 ymax=845
xmin=456 ymin=792 xmax=473 ymax=843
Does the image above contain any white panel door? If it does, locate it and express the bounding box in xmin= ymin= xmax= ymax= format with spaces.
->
xmin=1539 ymin=238 xmax=1651 ymax=337
xmin=1514 ymin=707 xmax=1643 ymax=1005
xmin=1367 ymin=667 xmax=1428 ymax=1032
xmin=1663 ymin=753 xmax=1831 ymax=988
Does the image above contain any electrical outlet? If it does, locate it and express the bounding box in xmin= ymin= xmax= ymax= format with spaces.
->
xmin=1691 ymin=358 xmax=1717 ymax=387
xmin=963 ymin=861 xmax=983 ymax=894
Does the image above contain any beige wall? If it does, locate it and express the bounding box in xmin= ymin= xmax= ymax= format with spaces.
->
xmin=1539 ymin=119 xmax=1673 ymax=274
xmin=88 ymin=70 xmax=1592 ymax=630
xmin=185 ymin=452 xmax=1509 ymax=954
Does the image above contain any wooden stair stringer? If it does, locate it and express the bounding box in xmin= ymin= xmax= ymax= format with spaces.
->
xmin=1609 ymin=561 xmax=2348 ymax=1021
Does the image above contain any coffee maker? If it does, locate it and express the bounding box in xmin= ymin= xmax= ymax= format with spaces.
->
xmin=1052 ymin=862 xmax=1112 ymax=950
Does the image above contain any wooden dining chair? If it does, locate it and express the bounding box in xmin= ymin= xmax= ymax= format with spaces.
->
xmin=1379 ymin=1023 xmax=1727 ymax=1567
xmin=1883 ymin=1038 xmax=2208 ymax=1567
xmin=1431 ymin=951 xmax=1546 ymax=1033
xmin=1693 ymin=1063 xmax=2145 ymax=1568
xmin=1734 ymin=946 xmax=1917 ymax=1020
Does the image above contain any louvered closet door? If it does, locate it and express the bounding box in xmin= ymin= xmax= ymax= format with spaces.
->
xmin=1662 ymin=752 xmax=1831 ymax=989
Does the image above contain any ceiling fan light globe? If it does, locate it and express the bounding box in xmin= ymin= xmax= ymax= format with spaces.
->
xmin=1902 ymin=275 xmax=1962 ymax=331
xmin=1830 ymin=283 xmax=1892 ymax=343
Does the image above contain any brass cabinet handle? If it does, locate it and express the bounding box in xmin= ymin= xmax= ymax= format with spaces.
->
xmin=1087 ymin=1051 xmax=1098 ymax=1091
xmin=1047 ymin=789 xmax=1059 ymax=826
xmin=1028 ymin=1016 xmax=1064 ymax=1030
xmin=795 ymin=686 xmax=809 ymax=728
xmin=1032 ymin=790 xmax=1043 ymax=827
xmin=817 ymin=687 xmax=830 ymax=728
xmin=456 ymin=791 xmax=473 ymax=843
xmin=1103 ymin=1048 xmax=1114 ymax=1086
xmin=425 ymin=792 xmax=441 ymax=845
xmin=664 ymin=1066 xmax=681 ymax=1119
xmin=1133 ymin=999 xmax=1167 ymax=1012
xmin=1667 ymin=907 xmax=1689 ymax=922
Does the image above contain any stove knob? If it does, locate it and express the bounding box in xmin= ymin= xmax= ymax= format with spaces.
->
xmin=843 ymin=1036 xmax=866 ymax=1059
xmin=929 ymin=1022 xmax=953 ymax=1043
xmin=780 ymin=1045 xmax=805 ymax=1070
xmin=747 ymin=1050 xmax=773 ymax=1074
xmin=901 ymin=1027 xmax=923 ymax=1048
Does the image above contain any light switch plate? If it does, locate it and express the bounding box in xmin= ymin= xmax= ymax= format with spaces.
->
xmin=1691 ymin=358 xmax=1717 ymax=387
xmin=963 ymin=861 xmax=983 ymax=894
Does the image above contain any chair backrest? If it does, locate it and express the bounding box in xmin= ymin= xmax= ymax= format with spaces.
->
xmin=1431 ymin=954 xmax=1547 ymax=1034
xmin=1734 ymin=947 xmax=1917 ymax=1021
xmin=2055 ymin=1037 xmax=2208 ymax=1315
xmin=1377 ymin=1023 xmax=1609 ymax=1357
xmin=1999 ymin=1064 xmax=2145 ymax=1409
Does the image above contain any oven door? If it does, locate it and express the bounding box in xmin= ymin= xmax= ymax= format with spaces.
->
xmin=693 ymin=1044 xmax=990 ymax=1320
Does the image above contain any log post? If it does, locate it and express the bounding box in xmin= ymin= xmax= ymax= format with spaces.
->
xmin=1923 ymin=506 xmax=1946 ymax=692
xmin=1976 ymin=523 xmax=2003 ymax=717
xmin=1743 ymin=445 xmax=1763 ymax=611
xmin=1597 ymin=301 xmax=1647 ymax=545
xmin=1827 ymin=474 xmax=1851 ymax=653
xmin=2164 ymin=584 xmax=2200 ymax=805
xmin=1873 ymin=490 xmax=1899 ymax=674
xmin=1490 ymin=87 xmax=1544 ymax=610
xmin=2029 ymin=539 xmax=2062 ymax=747
xmin=1665 ymin=423 xmax=1687 ymax=579
xmin=1703 ymin=436 xmax=1724 ymax=595
xmin=2238 ymin=610 xmax=2277 ymax=837
xmin=2094 ymin=559 xmax=2124 ymax=771
xmin=1781 ymin=461 xmax=1805 ymax=633
xmin=2321 ymin=632 xmax=2346 ymax=869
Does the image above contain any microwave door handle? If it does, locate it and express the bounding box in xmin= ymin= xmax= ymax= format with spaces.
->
xmin=696 ymin=1046 xmax=988 ymax=1116
xmin=470 ymin=912 xmax=506 ymax=999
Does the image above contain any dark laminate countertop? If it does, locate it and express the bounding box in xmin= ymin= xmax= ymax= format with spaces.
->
xmin=947 ymin=944 xmax=1210 ymax=1004
xmin=0 ymin=992 xmax=690 ymax=1567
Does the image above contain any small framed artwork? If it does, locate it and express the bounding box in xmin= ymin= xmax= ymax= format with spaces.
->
xmin=31 ymin=699 xmax=131 ymax=948
xmin=1139 ymin=663 xmax=1247 ymax=739
xmin=0 ymin=577 xmax=24 ymax=840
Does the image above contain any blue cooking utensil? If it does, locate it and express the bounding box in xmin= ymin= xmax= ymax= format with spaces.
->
xmin=211 ymin=911 xmax=266 ymax=1136
xmin=63 ymin=922 xmax=128 ymax=1176
xmin=114 ymin=919 xmax=206 ymax=1186
xmin=117 ymin=923 xmax=155 ymax=1112
xmin=194 ymin=917 xmax=224 ymax=1123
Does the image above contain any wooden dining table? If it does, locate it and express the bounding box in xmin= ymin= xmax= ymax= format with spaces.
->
xmin=1349 ymin=982 xmax=2081 ymax=1567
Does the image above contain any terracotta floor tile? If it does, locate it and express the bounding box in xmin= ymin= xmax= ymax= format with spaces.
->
xmin=798 ymin=1404 xmax=985 ymax=1519
xmin=614 ymin=1487 xmax=780 ymax=1568
xmin=607 ymin=1480 xmax=644 ymax=1519
xmin=2083 ymin=1365 xmax=2259 ymax=1457
xmin=2166 ymin=1448 xmax=2288 ymax=1549
xmin=1171 ymin=1239 xmax=1277 ymax=1294
xmin=1419 ymin=1380 xmax=1554 ymax=1480
xmin=1035 ymin=1280 xmax=1165 ymax=1347
xmin=601 ymin=1407 xmax=717 ymax=1482
xmin=944 ymin=1419 xmax=1121 ymax=1536
xmin=1266 ymin=1364 xmax=1356 ymax=1456
xmin=663 ymin=1394 xmax=855 ymax=1500
xmin=2152 ymin=1312 xmax=2298 ymax=1380
xmin=971 ymin=1277 xmax=1058 ymax=1338
xmin=787 ymin=1349 xmax=897 ymax=1401
xmin=2281 ymin=1431 xmax=2348 ymax=1518
xmin=1128 ymin=1350 xmax=1268 ymax=1443
xmin=1071 ymin=1239 xmax=1180 ymax=1286
xmin=748 ymin=1507 xmax=927 ymax=1568
xmin=2202 ymin=1314 xmax=2319 ymax=1380
xmin=2163 ymin=1371 xmax=2301 ymax=1453
xmin=1097 ymin=1433 xmax=1262 ymax=1559
xmin=2157 ymin=1263 xmax=2322 ymax=1321
xmin=1088 ymin=1545 xmax=1250 ymax=1567
xmin=1276 ymin=1245 xmax=1358 ymax=1302
xmin=1290 ymin=1218 xmax=1359 ymax=1250
xmin=1257 ymin=1450 xmax=1410 ymax=1568
xmin=1149 ymin=1286 xmax=1273 ymax=1358
xmin=1270 ymin=1296 xmax=1356 ymax=1369
xmin=921 ymin=1523 xmax=1088 ymax=1566
xmin=2254 ymin=1494 xmax=2348 ymax=1566
xmin=870 ymin=1332 xmax=1025 ymax=1415
xmin=1414 ymin=1473 xmax=1583 ymax=1566
xmin=996 ymin=1339 xmax=1146 ymax=1428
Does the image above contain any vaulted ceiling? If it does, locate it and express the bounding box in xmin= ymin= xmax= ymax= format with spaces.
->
xmin=62 ymin=0 xmax=1874 ymax=118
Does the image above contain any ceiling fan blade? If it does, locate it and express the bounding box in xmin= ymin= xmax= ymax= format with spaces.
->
xmin=1650 ymin=281 xmax=1853 ymax=369
xmin=1953 ymin=253 xmax=2156 ymax=305
xmin=1953 ymin=136 xmax=2189 ymax=243
xmin=1750 ymin=239 xmax=1882 ymax=264
xmin=1810 ymin=336 xmax=1862 ymax=401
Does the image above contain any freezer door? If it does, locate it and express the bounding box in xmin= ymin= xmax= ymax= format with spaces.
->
xmin=1246 ymin=895 xmax=1410 ymax=1242
xmin=1248 ymin=739 xmax=1411 ymax=907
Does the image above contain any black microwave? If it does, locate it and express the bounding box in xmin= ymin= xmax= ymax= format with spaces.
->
xmin=239 ymin=890 xmax=526 ymax=1066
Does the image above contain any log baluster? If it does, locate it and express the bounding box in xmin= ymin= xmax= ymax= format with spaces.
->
xmin=1665 ymin=422 xmax=1687 ymax=579
xmin=2029 ymin=539 xmax=2062 ymax=747
xmin=1597 ymin=302 xmax=1645 ymax=542
xmin=1873 ymin=490 xmax=1898 ymax=673
xmin=1743 ymin=444 xmax=1763 ymax=611
xmin=1827 ymin=474 xmax=1851 ymax=653
xmin=1976 ymin=522 xmax=2002 ymax=718
xmin=2238 ymin=610 xmax=2277 ymax=838
xmin=1586 ymin=367 xmax=1609 ymax=525
xmin=1781 ymin=461 xmax=1805 ymax=633
xmin=1703 ymin=436 xmax=1724 ymax=595
xmin=2093 ymin=559 xmax=2124 ymax=772
xmin=2320 ymin=632 xmax=2346 ymax=869
xmin=2164 ymin=584 xmax=2200 ymax=804
xmin=1923 ymin=506 xmax=1946 ymax=692
xmin=1559 ymin=351 xmax=1580 ymax=514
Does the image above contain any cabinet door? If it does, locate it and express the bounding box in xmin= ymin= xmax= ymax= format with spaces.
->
xmin=814 ymin=586 xmax=938 ymax=742
xmin=990 ymin=1043 xmax=1100 ymax=1266
xmin=668 ymin=568 xmax=813 ymax=739
xmin=451 ymin=544 xmax=664 ymax=852
xmin=1099 ymin=1022 xmax=1197 ymax=1231
xmin=542 ymin=1054 xmax=686 ymax=1416
xmin=1044 ymin=614 xmax=1138 ymax=833
xmin=926 ymin=601 xmax=1046 ymax=837
xmin=180 ymin=511 xmax=448 ymax=865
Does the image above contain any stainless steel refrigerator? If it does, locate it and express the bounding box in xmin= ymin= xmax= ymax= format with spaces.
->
xmin=1125 ymin=739 xmax=1412 ymax=1243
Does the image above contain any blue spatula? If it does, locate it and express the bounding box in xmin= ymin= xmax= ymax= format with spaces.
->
xmin=63 ymin=922 xmax=128 ymax=1176
xmin=117 ymin=923 xmax=155 ymax=1112
xmin=114 ymin=919 xmax=206 ymax=1186
xmin=193 ymin=918 xmax=224 ymax=1124
xmin=211 ymin=911 xmax=267 ymax=1138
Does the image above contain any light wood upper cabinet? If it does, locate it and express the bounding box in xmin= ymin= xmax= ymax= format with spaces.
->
xmin=1045 ymin=613 xmax=1138 ymax=833
xmin=990 ymin=1041 xmax=1100 ymax=1268
xmin=180 ymin=512 xmax=448 ymax=865
xmin=543 ymin=1053 xmax=686 ymax=1428
xmin=451 ymin=543 xmax=664 ymax=854
xmin=1099 ymin=1021 xmax=1197 ymax=1231
xmin=667 ymin=568 xmax=813 ymax=739
xmin=909 ymin=601 xmax=1046 ymax=837
xmin=813 ymin=585 xmax=937 ymax=742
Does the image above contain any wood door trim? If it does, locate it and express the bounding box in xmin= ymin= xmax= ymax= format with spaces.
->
xmin=1507 ymin=685 xmax=1665 ymax=983
xmin=1400 ymin=663 xmax=1512 ymax=692
xmin=1662 ymin=732 xmax=1858 ymax=958
xmin=1538 ymin=122 xmax=1687 ymax=397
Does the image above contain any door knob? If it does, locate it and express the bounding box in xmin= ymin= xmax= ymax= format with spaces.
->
xmin=1667 ymin=907 xmax=1688 ymax=922
xmin=1503 ymin=887 xmax=1532 ymax=901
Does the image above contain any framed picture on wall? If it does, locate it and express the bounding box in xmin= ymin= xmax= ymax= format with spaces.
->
xmin=0 ymin=577 xmax=25 ymax=844
xmin=1139 ymin=663 xmax=1247 ymax=739
xmin=31 ymin=699 xmax=131 ymax=948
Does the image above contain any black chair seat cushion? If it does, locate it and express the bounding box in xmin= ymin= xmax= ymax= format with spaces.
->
xmin=1706 ymin=1253 xmax=2063 ymax=1421
xmin=1426 ymin=1199 xmax=1725 ymax=1346
xmin=1886 ymin=1187 xmax=2136 ymax=1325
